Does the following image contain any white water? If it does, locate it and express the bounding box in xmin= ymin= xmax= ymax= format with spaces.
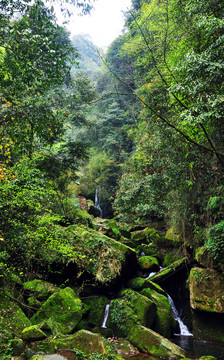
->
xmin=167 ymin=294 xmax=193 ymax=336
xmin=95 ymin=189 xmax=103 ymax=217
xmin=102 ymin=303 xmax=110 ymax=328
xmin=146 ymin=266 xmax=164 ymax=279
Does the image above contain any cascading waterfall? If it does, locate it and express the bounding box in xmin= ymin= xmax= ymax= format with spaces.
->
xmin=95 ymin=189 xmax=103 ymax=217
xmin=102 ymin=303 xmax=110 ymax=328
xmin=167 ymin=294 xmax=193 ymax=336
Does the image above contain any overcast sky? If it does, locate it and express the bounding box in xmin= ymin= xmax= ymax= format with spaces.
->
xmin=65 ymin=0 xmax=132 ymax=49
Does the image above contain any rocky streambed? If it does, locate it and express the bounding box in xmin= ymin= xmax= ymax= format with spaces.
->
xmin=1 ymin=217 xmax=224 ymax=360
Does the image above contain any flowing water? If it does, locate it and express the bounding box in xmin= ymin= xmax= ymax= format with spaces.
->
xmin=95 ymin=188 xmax=103 ymax=217
xmin=167 ymin=293 xmax=193 ymax=336
xmin=102 ymin=303 xmax=110 ymax=328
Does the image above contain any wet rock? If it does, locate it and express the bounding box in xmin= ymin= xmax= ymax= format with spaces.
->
xmin=21 ymin=325 xmax=47 ymax=341
xmin=32 ymin=330 xmax=109 ymax=355
xmin=31 ymin=287 xmax=82 ymax=334
xmin=128 ymin=324 xmax=186 ymax=359
xmin=23 ymin=279 xmax=58 ymax=300
xmin=150 ymin=257 xmax=188 ymax=284
xmin=189 ymin=268 xmax=224 ymax=313
xmin=138 ymin=255 xmax=159 ymax=272
xmin=119 ymin=288 xmax=156 ymax=328
xmin=126 ymin=277 xmax=166 ymax=295
xmin=112 ymin=338 xmax=140 ymax=357
xmin=0 ymin=294 xmax=31 ymax=336
xmin=131 ymin=227 xmax=151 ymax=243
xmin=68 ymin=224 xmax=137 ymax=283
xmin=141 ymin=288 xmax=175 ymax=338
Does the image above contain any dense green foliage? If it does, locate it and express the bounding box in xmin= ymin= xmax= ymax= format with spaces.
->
xmin=0 ymin=0 xmax=224 ymax=330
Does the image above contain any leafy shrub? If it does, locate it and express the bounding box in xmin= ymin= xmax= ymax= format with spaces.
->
xmin=206 ymin=221 xmax=224 ymax=261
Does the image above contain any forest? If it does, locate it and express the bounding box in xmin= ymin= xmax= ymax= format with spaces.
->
xmin=0 ymin=0 xmax=224 ymax=359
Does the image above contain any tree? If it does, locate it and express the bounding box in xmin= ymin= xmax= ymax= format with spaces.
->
xmin=0 ymin=1 xmax=77 ymax=159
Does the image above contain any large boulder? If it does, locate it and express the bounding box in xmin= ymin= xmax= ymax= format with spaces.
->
xmin=195 ymin=246 xmax=213 ymax=269
xmin=32 ymin=330 xmax=110 ymax=355
xmin=119 ymin=289 xmax=156 ymax=328
xmin=31 ymin=287 xmax=82 ymax=334
xmin=21 ymin=325 xmax=47 ymax=341
xmin=128 ymin=325 xmax=186 ymax=359
xmin=68 ymin=225 xmax=137 ymax=284
xmin=0 ymin=294 xmax=31 ymax=335
xmin=150 ymin=257 xmax=188 ymax=284
xmin=131 ymin=228 xmax=151 ymax=243
xmin=108 ymin=298 xmax=138 ymax=337
xmin=23 ymin=279 xmax=58 ymax=300
xmin=138 ymin=255 xmax=159 ymax=272
xmin=126 ymin=277 xmax=166 ymax=295
xmin=189 ymin=268 xmax=224 ymax=313
xmin=141 ymin=288 xmax=175 ymax=338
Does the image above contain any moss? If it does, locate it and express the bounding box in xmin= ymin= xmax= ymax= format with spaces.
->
xmin=164 ymin=253 xmax=181 ymax=267
xmin=108 ymin=298 xmax=139 ymax=337
xmin=150 ymin=257 xmax=188 ymax=283
xmin=126 ymin=277 xmax=147 ymax=290
xmin=68 ymin=225 xmax=136 ymax=284
xmin=165 ymin=227 xmax=181 ymax=242
xmin=23 ymin=279 xmax=57 ymax=299
xmin=195 ymin=246 xmax=213 ymax=268
xmin=189 ymin=268 xmax=224 ymax=313
xmin=31 ymin=287 xmax=82 ymax=334
xmin=32 ymin=330 xmax=110 ymax=355
xmin=126 ymin=277 xmax=166 ymax=294
xmin=83 ymin=295 xmax=108 ymax=327
xmin=199 ymin=357 xmax=217 ymax=360
xmin=131 ymin=227 xmax=151 ymax=243
xmin=128 ymin=325 xmax=185 ymax=359
xmin=141 ymin=288 xmax=175 ymax=338
xmin=138 ymin=256 xmax=159 ymax=271
xmin=0 ymin=294 xmax=31 ymax=336
xmin=119 ymin=288 xmax=156 ymax=328
xmin=21 ymin=325 xmax=47 ymax=341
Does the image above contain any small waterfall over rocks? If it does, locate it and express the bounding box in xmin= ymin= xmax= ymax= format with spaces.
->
xmin=167 ymin=294 xmax=193 ymax=336
xmin=102 ymin=303 xmax=110 ymax=328
xmin=95 ymin=189 xmax=103 ymax=218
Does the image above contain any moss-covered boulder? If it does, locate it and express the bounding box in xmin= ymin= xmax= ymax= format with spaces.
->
xmin=126 ymin=277 xmax=147 ymax=290
xmin=138 ymin=256 xmax=159 ymax=272
xmin=150 ymin=257 xmax=188 ymax=284
xmin=141 ymin=288 xmax=175 ymax=338
xmin=23 ymin=279 xmax=58 ymax=299
xmin=96 ymin=218 xmax=131 ymax=240
xmin=131 ymin=227 xmax=151 ymax=243
xmin=31 ymin=287 xmax=82 ymax=334
xmin=83 ymin=295 xmax=108 ymax=327
xmin=21 ymin=325 xmax=47 ymax=341
xmin=128 ymin=325 xmax=186 ymax=359
xmin=68 ymin=225 xmax=137 ymax=283
xmin=112 ymin=338 xmax=140 ymax=357
xmin=126 ymin=277 xmax=166 ymax=295
xmin=195 ymin=246 xmax=213 ymax=269
xmin=32 ymin=330 xmax=110 ymax=355
xmin=0 ymin=294 xmax=31 ymax=335
xmin=136 ymin=243 xmax=163 ymax=260
xmin=108 ymin=298 xmax=139 ymax=337
xmin=119 ymin=288 xmax=156 ymax=328
xmin=165 ymin=227 xmax=181 ymax=242
xmin=189 ymin=268 xmax=224 ymax=313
